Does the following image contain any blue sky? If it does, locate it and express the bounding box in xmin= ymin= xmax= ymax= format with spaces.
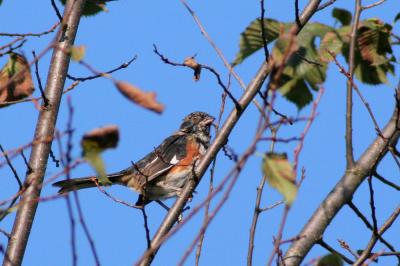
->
xmin=1 ymin=0 xmax=399 ymax=265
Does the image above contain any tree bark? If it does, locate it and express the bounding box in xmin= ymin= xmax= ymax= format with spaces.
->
xmin=3 ymin=1 xmax=86 ymax=265
xmin=282 ymin=93 xmax=400 ymax=265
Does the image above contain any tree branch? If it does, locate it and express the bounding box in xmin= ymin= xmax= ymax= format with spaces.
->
xmin=345 ymin=0 xmax=362 ymax=169
xmin=282 ymin=91 xmax=400 ymax=265
xmin=3 ymin=1 xmax=86 ymax=265
xmin=136 ymin=0 xmax=322 ymax=265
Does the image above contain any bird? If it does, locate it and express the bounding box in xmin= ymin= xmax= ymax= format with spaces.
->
xmin=53 ymin=111 xmax=215 ymax=207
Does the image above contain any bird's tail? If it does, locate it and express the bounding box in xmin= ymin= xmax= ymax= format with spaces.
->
xmin=53 ymin=173 xmax=124 ymax=194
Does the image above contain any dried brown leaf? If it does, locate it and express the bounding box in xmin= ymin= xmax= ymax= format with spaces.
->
xmin=0 ymin=53 xmax=34 ymax=104
xmin=115 ymin=81 xmax=164 ymax=114
xmin=183 ymin=57 xmax=202 ymax=81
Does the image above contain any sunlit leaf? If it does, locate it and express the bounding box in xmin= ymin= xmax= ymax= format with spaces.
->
xmin=232 ymin=18 xmax=285 ymax=66
xmin=0 ymin=53 xmax=34 ymax=105
xmin=81 ymin=125 xmax=119 ymax=185
xmin=332 ymin=8 xmax=352 ymax=26
xmin=70 ymin=45 xmax=86 ymax=61
xmin=262 ymin=153 xmax=297 ymax=205
xmin=319 ymin=31 xmax=344 ymax=62
xmin=115 ymin=81 xmax=165 ymax=114
xmin=357 ymin=20 xmax=392 ymax=66
xmin=317 ymin=253 xmax=344 ymax=266
xmin=271 ymin=34 xmax=300 ymax=66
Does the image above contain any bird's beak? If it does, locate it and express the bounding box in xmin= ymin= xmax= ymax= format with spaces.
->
xmin=204 ymin=116 xmax=215 ymax=125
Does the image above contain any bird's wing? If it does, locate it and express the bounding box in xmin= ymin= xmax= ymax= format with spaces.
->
xmin=120 ymin=133 xmax=188 ymax=183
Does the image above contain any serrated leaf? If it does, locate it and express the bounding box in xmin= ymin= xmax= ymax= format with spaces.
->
xmin=317 ymin=253 xmax=344 ymax=266
xmin=232 ymin=18 xmax=285 ymax=66
xmin=319 ymin=31 xmax=344 ymax=62
xmin=70 ymin=45 xmax=86 ymax=61
xmin=354 ymin=61 xmax=393 ymax=84
xmin=278 ymin=75 xmax=313 ymax=109
xmin=60 ymin=0 xmax=108 ymax=17
xmin=271 ymin=34 xmax=300 ymax=66
xmin=332 ymin=8 xmax=352 ymax=26
xmin=357 ymin=20 xmax=392 ymax=66
xmin=115 ymin=81 xmax=165 ymax=114
xmin=262 ymin=153 xmax=297 ymax=205
xmin=0 ymin=53 xmax=34 ymax=105
xmin=81 ymin=125 xmax=119 ymax=185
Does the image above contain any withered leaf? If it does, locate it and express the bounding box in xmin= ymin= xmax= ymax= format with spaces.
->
xmin=81 ymin=125 xmax=119 ymax=185
xmin=115 ymin=81 xmax=164 ymax=114
xmin=70 ymin=45 xmax=86 ymax=61
xmin=183 ymin=57 xmax=202 ymax=81
xmin=262 ymin=152 xmax=297 ymax=205
xmin=0 ymin=53 xmax=34 ymax=104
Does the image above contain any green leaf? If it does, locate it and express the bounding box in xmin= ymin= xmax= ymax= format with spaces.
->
xmin=332 ymin=8 xmax=352 ymax=26
xmin=232 ymin=18 xmax=284 ymax=66
xmin=319 ymin=31 xmax=344 ymax=62
xmin=81 ymin=125 xmax=119 ymax=185
xmin=262 ymin=153 xmax=297 ymax=205
xmin=70 ymin=45 xmax=86 ymax=61
xmin=317 ymin=254 xmax=344 ymax=266
xmin=357 ymin=20 xmax=392 ymax=66
xmin=278 ymin=75 xmax=313 ymax=109
xmin=60 ymin=0 xmax=108 ymax=17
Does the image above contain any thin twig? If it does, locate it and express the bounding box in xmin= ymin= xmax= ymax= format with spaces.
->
xmin=316 ymin=0 xmax=337 ymax=11
xmin=66 ymin=97 xmax=101 ymax=266
xmin=0 ymin=22 xmax=60 ymax=37
xmin=345 ymin=0 xmax=362 ymax=169
xmin=32 ymin=50 xmax=49 ymax=107
xmin=367 ymin=175 xmax=378 ymax=234
xmin=0 ymin=145 xmax=22 ymax=189
xmin=51 ymin=0 xmax=63 ymax=21
xmin=361 ymin=0 xmax=387 ymax=10
xmin=338 ymin=239 xmax=359 ymax=259
xmin=67 ymin=55 xmax=137 ymax=81
xmin=329 ymin=51 xmax=400 ymax=170
xmin=141 ymin=208 xmax=151 ymax=250
xmin=347 ymin=201 xmax=400 ymax=262
xmin=373 ymin=172 xmax=400 ymax=191
xmin=179 ymin=0 xmax=264 ymax=114
xmin=354 ymin=206 xmax=400 ymax=266
xmin=260 ymin=0 xmax=269 ymax=62
xmin=317 ymin=239 xmax=354 ymax=264
xmin=152 ymin=45 xmax=239 ymax=108
xmin=247 ymin=126 xmax=279 ymax=266
xmin=266 ymin=205 xmax=290 ymax=266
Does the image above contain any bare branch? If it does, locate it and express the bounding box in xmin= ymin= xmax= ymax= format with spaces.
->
xmin=136 ymin=0 xmax=323 ymax=265
xmin=361 ymin=0 xmax=387 ymax=10
xmin=283 ymin=96 xmax=400 ymax=265
xmin=354 ymin=206 xmax=400 ymax=265
xmin=3 ymin=1 xmax=87 ymax=265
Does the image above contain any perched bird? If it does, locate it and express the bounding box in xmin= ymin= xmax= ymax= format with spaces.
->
xmin=53 ymin=111 xmax=214 ymax=206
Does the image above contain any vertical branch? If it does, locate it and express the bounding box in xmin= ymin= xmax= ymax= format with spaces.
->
xmin=3 ymin=1 xmax=86 ymax=265
xmin=247 ymin=127 xmax=278 ymax=266
xmin=345 ymin=0 xmax=362 ymax=168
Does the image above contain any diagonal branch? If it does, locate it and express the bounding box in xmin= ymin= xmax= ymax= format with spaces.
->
xmin=282 ymin=88 xmax=400 ymax=265
xmin=136 ymin=0 xmax=323 ymax=265
xmin=3 ymin=1 xmax=87 ymax=265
